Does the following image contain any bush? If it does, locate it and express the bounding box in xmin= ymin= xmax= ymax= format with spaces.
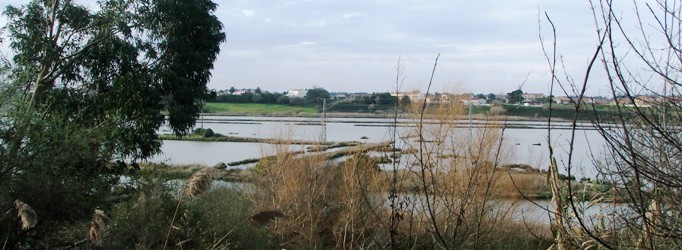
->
xmin=105 ymin=167 xmax=275 ymax=249
xmin=289 ymin=97 xmax=305 ymax=105
xmin=489 ymin=105 xmax=507 ymax=115
xmin=0 ymin=111 xmax=128 ymax=248
xmin=105 ymin=172 xmax=180 ymax=248
xmin=193 ymin=128 xmax=215 ymax=137
xmin=276 ymin=95 xmax=290 ymax=105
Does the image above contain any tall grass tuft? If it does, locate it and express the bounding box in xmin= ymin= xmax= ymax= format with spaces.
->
xmin=165 ymin=167 xmax=218 ymax=248
xmin=88 ymin=207 xmax=106 ymax=246
xmin=14 ymin=200 xmax=37 ymax=231
xmin=184 ymin=168 xmax=217 ymax=198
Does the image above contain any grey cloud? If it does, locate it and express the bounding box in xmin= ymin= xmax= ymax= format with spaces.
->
xmin=0 ymin=0 xmax=603 ymax=94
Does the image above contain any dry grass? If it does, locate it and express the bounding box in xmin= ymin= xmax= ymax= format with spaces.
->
xmin=88 ymin=207 xmax=106 ymax=246
xmin=391 ymin=92 xmax=541 ymax=248
xmin=247 ymin=144 xmax=388 ymax=248
xmin=237 ymin=93 xmax=556 ymax=248
xmin=497 ymin=172 xmax=550 ymax=199
xmin=184 ymin=168 xmax=218 ymax=198
xmin=14 ymin=200 xmax=37 ymax=231
xmin=374 ymin=168 xmax=549 ymax=199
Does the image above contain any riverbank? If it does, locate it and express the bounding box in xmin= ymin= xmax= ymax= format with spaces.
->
xmin=202 ymin=110 xmax=567 ymax=122
xmin=142 ymin=160 xmax=612 ymax=201
xmin=201 ymin=102 xmax=609 ymax=121
xmin=108 ymin=161 xmax=556 ymax=249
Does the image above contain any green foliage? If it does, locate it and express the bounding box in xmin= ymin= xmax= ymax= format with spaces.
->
xmin=214 ymin=91 xmax=284 ymax=104
xmin=289 ymin=96 xmax=305 ymax=105
xmin=0 ymin=109 xmax=130 ymax=247
xmin=0 ymin=0 xmax=225 ymax=247
xmin=253 ymin=157 xmax=274 ymax=173
xmin=104 ymin=168 xmax=275 ymax=249
xmin=535 ymin=95 xmax=554 ymax=104
xmin=6 ymin=114 xmax=119 ymax=220
xmin=185 ymin=188 xmax=276 ymax=249
xmin=193 ymin=128 xmax=216 ymax=137
xmin=304 ymin=87 xmax=331 ymax=102
xmin=203 ymin=102 xmax=316 ymax=114
xmin=276 ymin=95 xmax=290 ymax=104
xmin=4 ymin=0 xmax=225 ymax=147
xmin=503 ymin=104 xmax=610 ymax=120
xmin=211 ymin=89 xmax=409 ymax=113
xmin=370 ymin=92 xmax=397 ymax=105
xmin=327 ymin=103 xmax=395 ymax=112
xmin=141 ymin=0 xmax=226 ymax=134
xmin=105 ymin=171 xmax=180 ymax=248
xmin=400 ymin=95 xmax=411 ymax=108
xmin=507 ymin=89 xmax=525 ymax=104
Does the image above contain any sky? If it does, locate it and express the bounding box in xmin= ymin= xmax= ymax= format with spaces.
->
xmin=211 ymin=0 xmax=601 ymax=95
xmin=0 ymin=0 xmax=618 ymax=95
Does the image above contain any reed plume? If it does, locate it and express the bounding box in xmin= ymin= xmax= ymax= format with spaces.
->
xmin=14 ymin=200 xmax=37 ymax=231
xmin=184 ymin=168 xmax=217 ymax=198
xmin=88 ymin=207 xmax=106 ymax=246
xmin=164 ymin=168 xmax=217 ymax=249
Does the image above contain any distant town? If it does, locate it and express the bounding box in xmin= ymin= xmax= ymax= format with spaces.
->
xmin=212 ymin=86 xmax=667 ymax=107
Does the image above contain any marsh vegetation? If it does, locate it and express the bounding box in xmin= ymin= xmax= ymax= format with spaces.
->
xmin=4 ymin=0 xmax=682 ymax=249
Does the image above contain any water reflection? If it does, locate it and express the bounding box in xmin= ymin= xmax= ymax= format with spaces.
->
xmin=153 ymin=116 xmax=607 ymax=177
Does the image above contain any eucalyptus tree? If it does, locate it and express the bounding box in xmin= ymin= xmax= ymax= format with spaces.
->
xmin=0 ymin=0 xmax=224 ymax=245
xmin=4 ymin=0 xmax=224 ymax=153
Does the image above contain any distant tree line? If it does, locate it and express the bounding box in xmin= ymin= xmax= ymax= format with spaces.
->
xmin=213 ymin=86 xmax=582 ymax=108
xmin=211 ymin=87 xmax=404 ymax=112
xmin=213 ymin=90 xmax=295 ymax=104
xmin=212 ymin=86 xmax=329 ymax=105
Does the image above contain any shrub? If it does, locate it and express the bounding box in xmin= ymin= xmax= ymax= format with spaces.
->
xmin=104 ymin=167 xmax=275 ymax=249
xmin=193 ymin=128 xmax=215 ymax=137
xmin=490 ymin=105 xmax=507 ymax=115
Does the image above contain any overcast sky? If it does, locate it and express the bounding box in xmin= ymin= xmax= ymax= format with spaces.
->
xmin=211 ymin=0 xmax=606 ymax=95
xmin=1 ymin=0 xmax=614 ymax=95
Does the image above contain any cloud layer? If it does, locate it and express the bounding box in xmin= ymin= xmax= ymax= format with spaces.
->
xmin=0 ymin=0 xmax=607 ymax=95
xmin=213 ymin=0 xmax=600 ymax=94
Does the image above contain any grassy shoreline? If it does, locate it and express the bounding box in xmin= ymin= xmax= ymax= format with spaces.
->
xmin=204 ymin=102 xmax=317 ymax=114
xmin=129 ymin=161 xmax=555 ymax=249
xmin=141 ymin=161 xmax=618 ymax=202
xmin=158 ymin=133 xmax=336 ymax=145
xmin=158 ymin=125 xmax=602 ymax=200
xmin=202 ymin=102 xmax=612 ymax=121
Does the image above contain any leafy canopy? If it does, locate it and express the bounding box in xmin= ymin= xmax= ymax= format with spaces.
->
xmin=0 ymin=0 xmax=225 ymax=244
xmin=506 ymin=89 xmax=524 ymax=104
xmin=305 ymin=87 xmax=331 ymax=101
xmin=2 ymin=0 xmax=226 ymax=159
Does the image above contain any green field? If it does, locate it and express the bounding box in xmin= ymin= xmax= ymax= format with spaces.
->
xmin=203 ymin=102 xmax=619 ymax=120
xmin=204 ymin=102 xmax=317 ymax=114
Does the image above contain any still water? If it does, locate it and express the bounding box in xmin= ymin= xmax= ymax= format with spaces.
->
xmin=150 ymin=116 xmax=607 ymax=177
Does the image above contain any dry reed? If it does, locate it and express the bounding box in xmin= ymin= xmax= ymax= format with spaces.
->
xmin=164 ymin=167 xmax=218 ymax=249
xmin=88 ymin=207 xmax=106 ymax=246
xmin=184 ymin=168 xmax=217 ymax=198
xmin=14 ymin=200 xmax=37 ymax=231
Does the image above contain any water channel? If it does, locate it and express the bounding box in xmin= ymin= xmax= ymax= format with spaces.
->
xmin=150 ymin=115 xmax=608 ymax=177
xmin=150 ymin=116 xmax=625 ymax=225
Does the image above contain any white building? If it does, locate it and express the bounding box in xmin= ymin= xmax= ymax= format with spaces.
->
xmin=461 ymin=99 xmax=488 ymax=105
xmin=522 ymin=93 xmax=545 ymax=101
xmin=286 ymin=89 xmax=308 ymax=98
xmin=232 ymin=89 xmax=254 ymax=95
xmin=390 ymin=90 xmax=422 ymax=101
